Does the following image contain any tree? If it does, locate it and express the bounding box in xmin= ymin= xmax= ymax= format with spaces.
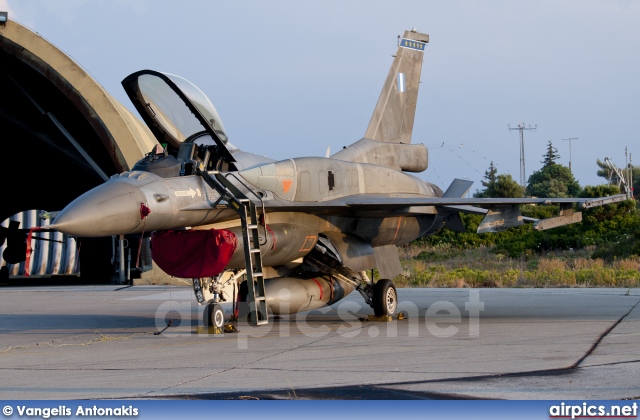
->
xmin=481 ymin=161 xmax=497 ymax=188
xmin=526 ymin=144 xmax=580 ymax=198
xmin=491 ymin=174 xmax=524 ymax=198
xmin=474 ymin=162 xmax=523 ymax=198
xmin=579 ymin=184 xmax=622 ymax=198
xmin=541 ymin=140 xmax=560 ymax=167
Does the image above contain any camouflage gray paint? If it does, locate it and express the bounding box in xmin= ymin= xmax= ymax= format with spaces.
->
xmin=50 ymin=29 xmax=625 ymax=318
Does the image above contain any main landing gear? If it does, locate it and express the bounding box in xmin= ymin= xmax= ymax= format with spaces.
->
xmin=304 ymin=240 xmax=399 ymax=318
xmin=372 ymin=278 xmax=398 ymax=317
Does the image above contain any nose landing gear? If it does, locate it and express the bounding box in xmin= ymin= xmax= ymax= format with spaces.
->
xmin=204 ymin=303 xmax=225 ymax=329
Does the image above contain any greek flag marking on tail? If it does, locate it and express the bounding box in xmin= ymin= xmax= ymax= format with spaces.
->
xmin=397 ymin=72 xmax=405 ymax=92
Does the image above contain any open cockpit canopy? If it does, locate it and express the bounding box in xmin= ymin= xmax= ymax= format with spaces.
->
xmin=122 ymin=70 xmax=235 ymax=162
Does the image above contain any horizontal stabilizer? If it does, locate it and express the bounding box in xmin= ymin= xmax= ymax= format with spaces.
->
xmin=442 ymin=178 xmax=474 ymax=198
xmin=437 ymin=178 xmax=474 ymax=232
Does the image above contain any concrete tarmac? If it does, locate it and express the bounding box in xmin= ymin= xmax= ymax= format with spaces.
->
xmin=1 ymin=286 xmax=639 ymax=400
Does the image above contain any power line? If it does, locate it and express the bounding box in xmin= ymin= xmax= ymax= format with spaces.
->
xmin=508 ymin=122 xmax=537 ymax=187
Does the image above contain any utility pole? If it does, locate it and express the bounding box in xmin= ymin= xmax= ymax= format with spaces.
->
xmin=562 ymin=137 xmax=578 ymax=174
xmin=630 ymin=152 xmax=634 ymax=198
xmin=508 ymin=122 xmax=537 ymax=187
xmin=626 ymin=147 xmax=634 ymax=199
xmin=625 ymin=147 xmax=629 ymax=192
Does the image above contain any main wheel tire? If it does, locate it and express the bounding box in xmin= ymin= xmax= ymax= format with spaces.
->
xmin=372 ymin=279 xmax=397 ymax=317
xmin=204 ymin=303 xmax=225 ymax=329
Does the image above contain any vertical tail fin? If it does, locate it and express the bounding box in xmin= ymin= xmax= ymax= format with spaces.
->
xmin=332 ymin=29 xmax=429 ymax=172
xmin=365 ymin=29 xmax=429 ymax=144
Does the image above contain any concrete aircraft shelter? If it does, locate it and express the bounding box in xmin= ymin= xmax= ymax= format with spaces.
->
xmin=0 ymin=16 xmax=159 ymax=282
xmin=0 ymin=16 xmax=158 ymax=220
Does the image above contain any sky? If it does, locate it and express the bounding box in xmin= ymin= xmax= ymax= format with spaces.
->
xmin=3 ymin=0 xmax=639 ymax=193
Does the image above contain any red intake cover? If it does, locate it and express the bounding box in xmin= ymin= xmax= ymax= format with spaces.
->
xmin=150 ymin=229 xmax=237 ymax=278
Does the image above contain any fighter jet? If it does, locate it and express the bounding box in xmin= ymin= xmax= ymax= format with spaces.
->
xmin=49 ymin=29 xmax=625 ymax=328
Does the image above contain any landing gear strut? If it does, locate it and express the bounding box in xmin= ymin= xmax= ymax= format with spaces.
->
xmin=372 ymin=279 xmax=397 ymax=317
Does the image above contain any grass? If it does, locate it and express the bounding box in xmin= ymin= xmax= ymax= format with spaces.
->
xmin=393 ymin=242 xmax=640 ymax=288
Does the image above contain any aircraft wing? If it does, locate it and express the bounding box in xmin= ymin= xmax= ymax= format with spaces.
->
xmin=264 ymin=193 xmax=628 ymax=233
xmin=265 ymin=193 xmax=627 ymax=210
xmin=345 ymin=195 xmax=626 ymax=207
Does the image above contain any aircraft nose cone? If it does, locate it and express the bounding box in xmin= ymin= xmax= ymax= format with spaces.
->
xmin=52 ymin=180 xmax=147 ymax=237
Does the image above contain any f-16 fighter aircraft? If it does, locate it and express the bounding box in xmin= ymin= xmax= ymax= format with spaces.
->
xmin=49 ymin=29 xmax=625 ymax=328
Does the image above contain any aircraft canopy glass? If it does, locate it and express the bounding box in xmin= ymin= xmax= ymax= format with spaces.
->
xmin=137 ymin=73 xmax=228 ymax=144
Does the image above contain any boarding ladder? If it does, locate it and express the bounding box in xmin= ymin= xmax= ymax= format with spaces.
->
xmin=196 ymin=168 xmax=269 ymax=326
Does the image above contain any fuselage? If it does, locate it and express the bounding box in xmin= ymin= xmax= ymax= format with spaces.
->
xmin=51 ymin=153 xmax=445 ymax=272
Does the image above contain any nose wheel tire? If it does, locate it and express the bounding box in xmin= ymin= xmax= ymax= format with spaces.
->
xmin=204 ymin=303 xmax=225 ymax=329
xmin=372 ymin=279 xmax=397 ymax=317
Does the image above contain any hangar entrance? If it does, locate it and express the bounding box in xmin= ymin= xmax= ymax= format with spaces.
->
xmin=0 ymin=16 xmax=160 ymax=284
